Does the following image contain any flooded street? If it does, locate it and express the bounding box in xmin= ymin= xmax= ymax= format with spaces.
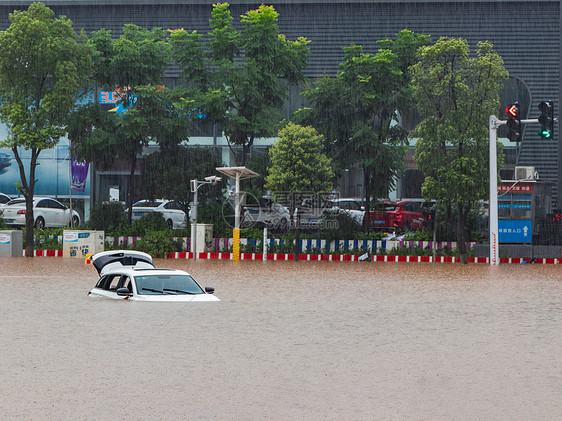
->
xmin=1 ymin=258 xmax=561 ymax=420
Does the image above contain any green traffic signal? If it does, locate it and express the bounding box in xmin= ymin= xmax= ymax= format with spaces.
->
xmin=538 ymin=127 xmax=552 ymax=139
xmin=538 ymin=101 xmax=554 ymax=139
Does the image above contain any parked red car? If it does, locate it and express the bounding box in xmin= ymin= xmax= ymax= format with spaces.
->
xmin=368 ymin=199 xmax=427 ymax=231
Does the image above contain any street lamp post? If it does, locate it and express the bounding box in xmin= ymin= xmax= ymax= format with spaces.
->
xmin=216 ymin=167 xmax=259 ymax=261
xmin=190 ymin=175 xmax=222 ymax=259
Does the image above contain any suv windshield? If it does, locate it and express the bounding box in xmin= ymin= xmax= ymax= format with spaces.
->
xmin=135 ymin=274 xmax=204 ymax=295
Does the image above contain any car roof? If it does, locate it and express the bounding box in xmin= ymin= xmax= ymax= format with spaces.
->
xmin=6 ymin=197 xmax=59 ymax=205
xmin=92 ymin=250 xmax=155 ymax=275
xmin=332 ymin=198 xmax=360 ymax=202
xmin=116 ymin=267 xmax=190 ymax=276
xmin=133 ymin=199 xmax=169 ymax=206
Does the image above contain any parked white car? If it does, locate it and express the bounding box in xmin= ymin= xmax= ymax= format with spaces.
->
xmin=88 ymin=250 xmax=220 ymax=302
xmin=1 ymin=197 xmax=80 ymax=229
xmin=326 ymin=198 xmax=365 ymax=227
xmin=131 ymin=199 xmax=188 ymax=229
xmin=242 ymin=197 xmax=290 ymax=231
xmin=0 ymin=192 xmax=10 ymax=205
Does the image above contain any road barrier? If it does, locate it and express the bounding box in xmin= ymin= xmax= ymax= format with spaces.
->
xmin=22 ymin=248 xmax=556 ymax=264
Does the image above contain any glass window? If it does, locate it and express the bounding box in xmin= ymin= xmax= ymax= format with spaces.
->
xmin=121 ymin=276 xmax=132 ymax=293
xmin=96 ymin=274 xmax=121 ymax=290
xmin=402 ymin=203 xmax=414 ymax=212
xmin=108 ymin=275 xmax=121 ymax=291
xmin=50 ymin=200 xmax=64 ymax=210
xmin=342 ymin=201 xmax=360 ymax=210
xmin=135 ymin=274 xmax=204 ymax=295
xmin=95 ymin=275 xmax=108 ymax=288
xmin=164 ymin=201 xmax=181 ymax=210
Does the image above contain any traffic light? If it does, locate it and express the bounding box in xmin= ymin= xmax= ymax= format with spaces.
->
xmin=538 ymin=101 xmax=554 ymax=139
xmin=505 ymin=102 xmax=521 ymax=142
xmin=424 ymin=207 xmax=435 ymax=231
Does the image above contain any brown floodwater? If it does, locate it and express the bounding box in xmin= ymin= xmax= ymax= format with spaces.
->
xmin=1 ymin=257 xmax=561 ymax=420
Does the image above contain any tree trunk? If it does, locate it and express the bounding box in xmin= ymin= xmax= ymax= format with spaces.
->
xmin=293 ymin=199 xmax=300 ymax=261
xmin=127 ymin=154 xmax=137 ymax=225
xmin=12 ymin=146 xmax=39 ymax=257
xmin=363 ymin=168 xmax=371 ymax=232
xmin=456 ymin=206 xmax=468 ymax=264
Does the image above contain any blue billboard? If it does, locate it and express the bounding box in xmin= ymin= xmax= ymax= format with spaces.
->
xmin=0 ymin=135 xmax=90 ymax=198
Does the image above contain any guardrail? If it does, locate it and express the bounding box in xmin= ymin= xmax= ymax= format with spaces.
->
xmin=24 ymin=248 xmax=552 ymax=264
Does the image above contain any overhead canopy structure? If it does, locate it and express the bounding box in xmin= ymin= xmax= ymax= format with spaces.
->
xmin=216 ymin=166 xmax=259 ymax=180
xmin=216 ymin=166 xmax=259 ymax=232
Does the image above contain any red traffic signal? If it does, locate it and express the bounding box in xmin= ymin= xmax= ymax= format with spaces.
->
xmin=506 ymin=102 xmax=521 ymax=142
xmin=506 ymin=104 xmax=519 ymax=118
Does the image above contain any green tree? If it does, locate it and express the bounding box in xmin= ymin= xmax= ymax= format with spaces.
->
xmin=169 ymin=3 xmax=310 ymax=165
xmin=265 ymin=123 xmax=333 ymax=193
xmin=138 ymin=146 xmax=223 ymax=220
xmin=295 ymin=30 xmax=429 ymax=228
xmin=265 ymin=122 xmax=333 ymax=258
xmin=410 ymin=37 xmax=508 ymax=263
xmin=70 ymin=25 xmax=173 ymax=223
xmin=0 ymin=2 xmax=92 ymax=255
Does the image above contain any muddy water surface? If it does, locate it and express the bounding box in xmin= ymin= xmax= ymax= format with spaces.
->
xmin=1 ymin=258 xmax=561 ymax=420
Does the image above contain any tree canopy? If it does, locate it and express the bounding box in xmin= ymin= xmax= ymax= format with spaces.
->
xmin=69 ymin=24 xmax=173 ymax=222
xmin=169 ymin=3 xmax=310 ymax=165
xmin=0 ymin=2 xmax=92 ymax=255
xmin=138 ymin=146 xmax=223 ymax=218
xmin=410 ymin=37 xmax=508 ymax=262
xmin=295 ymin=30 xmax=429 ymax=227
xmin=265 ymin=122 xmax=333 ymax=194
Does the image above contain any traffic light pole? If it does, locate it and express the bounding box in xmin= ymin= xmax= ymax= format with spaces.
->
xmin=489 ymin=116 xmax=539 ymax=265
xmin=489 ymin=116 xmax=502 ymax=265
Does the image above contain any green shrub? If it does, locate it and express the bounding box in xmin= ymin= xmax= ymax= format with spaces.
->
xmin=402 ymin=230 xmax=433 ymax=241
xmin=87 ymin=202 xmax=126 ymax=232
xmin=34 ymin=235 xmax=63 ymax=250
xmin=198 ymin=200 xmax=233 ymax=238
xmin=131 ymin=212 xmax=169 ymax=236
xmin=319 ymin=210 xmax=362 ymax=241
xmin=134 ymin=231 xmax=178 ymax=257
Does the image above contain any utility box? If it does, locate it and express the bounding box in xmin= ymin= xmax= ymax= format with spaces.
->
xmin=63 ymin=230 xmax=105 ymax=258
xmin=0 ymin=230 xmax=23 ymax=257
xmin=191 ymin=224 xmax=213 ymax=253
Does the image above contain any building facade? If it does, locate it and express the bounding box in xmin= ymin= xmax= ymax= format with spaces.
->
xmin=0 ymin=0 xmax=559 ymax=208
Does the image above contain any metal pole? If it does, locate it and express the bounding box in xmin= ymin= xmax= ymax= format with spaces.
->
xmin=489 ymin=116 xmax=500 ymax=265
xmin=191 ymin=180 xmax=198 ymax=260
xmin=432 ymin=216 xmax=436 ymax=263
xmin=235 ymin=173 xmax=241 ymax=229
xmin=233 ymin=173 xmax=241 ymax=262
xmin=263 ymin=227 xmax=268 ymax=261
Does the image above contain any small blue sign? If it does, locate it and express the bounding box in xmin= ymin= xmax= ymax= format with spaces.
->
xmin=499 ymin=220 xmax=532 ymax=243
xmin=498 ymin=203 xmax=532 ymax=209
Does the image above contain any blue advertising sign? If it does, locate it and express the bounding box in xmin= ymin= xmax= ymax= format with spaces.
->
xmin=499 ymin=220 xmax=532 ymax=243
xmin=0 ymin=138 xmax=90 ymax=198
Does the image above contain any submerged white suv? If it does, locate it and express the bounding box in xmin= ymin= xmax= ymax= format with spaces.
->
xmin=88 ymin=250 xmax=220 ymax=302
